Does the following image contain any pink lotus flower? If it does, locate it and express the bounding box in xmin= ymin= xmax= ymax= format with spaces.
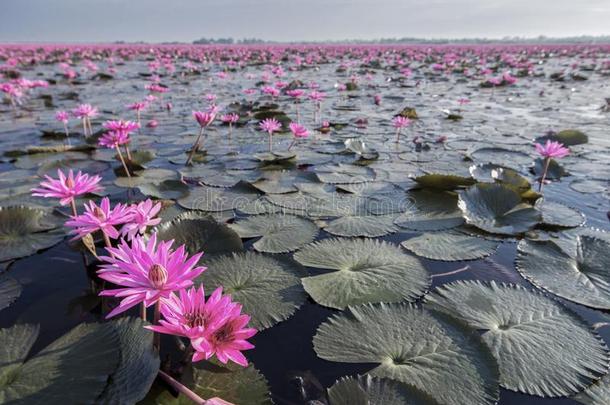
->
xmin=32 ymin=169 xmax=103 ymax=206
xmin=289 ymin=122 xmax=309 ymax=138
xmin=55 ymin=110 xmax=69 ymax=124
xmin=72 ymin=104 xmax=98 ymax=119
xmin=458 ymin=98 xmax=471 ymax=106
xmin=121 ymin=199 xmax=162 ymax=240
xmin=221 ymin=113 xmax=239 ymax=124
xmin=98 ymin=234 xmax=206 ymax=318
xmin=102 ymin=119 xmax=140 ymax=134
xmin=99 ymin=131 xmax=130 ymax=149
xmin=146 ymin=120 xmax=158 ymax=128
xmin=127 ymin=102 xmax=148 ymax=112
xmin=193 ymin=110 xmax=216 ymax=127
xmin=146 ymin=286 xmax=233 ymax=342
xmin=259 ymin=118 xmax=281 ymax=134
xmin=535 ymin=140 xmax=570 ymax=159
xmin=286 ymin=89 xmax=304 ymax=99
xmin=66 ymin=197 xmax=133 ymax=240
xmin=308 ymin=91 xmax=325 ymax=102
xmin=392 ymin=116 xmax=411 ymax=128
xmin=192 ymin=302 xmax=256 ymax=366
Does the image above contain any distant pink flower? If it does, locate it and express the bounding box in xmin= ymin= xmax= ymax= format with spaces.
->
xmin=308 ymin=91 xmax=325 ymax=102
xmin=99 ymin=131 xmax=130 ymax=149
xmin=502 ymin=72 xmax=517 ymax=85
xmin=221 ymin=113 xmax=239 ymax=124
xmin=98 ymin=234 xmax=206 ymax=318
xmin=193 ymin=110 xmax=216 ymax=127
xmin=66 ymin=197 xmax=133 ymax=240
xmin=146 ymin=83 xmax=168 ymax=93
xmin=55 ymin=110 xmax=69 ymax=123
xmin=146 ymin=286 xmax=232 ymax=342
xmin=259 ymin=118 xmax=281 ymax=134
xmin=242 ymin=88 xmax=257 ymax=95
xmin=31 ymin=169 xmax=103 ymax=206
xmin=535 ymin=140 xmax=570 ymax=159
xmin=286 ymin=89 xmax=304 ymax=99
xmin=458 ymin=98 xmax=470 ymax=106
xmin=374 ymin=94 xmax=382 ymax=105
xmin=127 ymin=102 xmax=147 ymax=111
xmin=261 ymin=85 xmax=280 ymax=97
xmin=289 ymin=122 xmax=309 ymax=138
xmin=72 ymin=104 xmax=98 ymax=119
xmin=102 ymin=120 xmax=140 ymax=134
xmin=146 ymin=120 xmax=158 ymax=128
xmin=205 ymin=93 xmax=217 ymax=103
xmin=121 ymin=199 xmax=162 ymax=240
xmin=392 ymin=116 xmax=411 ymax=128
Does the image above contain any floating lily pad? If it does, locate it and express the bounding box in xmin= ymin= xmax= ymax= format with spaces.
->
xmin=532 ymin=158 xmax=569 ymax=180
xmin=412 ymin=173 xmax=475 ymax=190
xmin=328 ymin=375 xmax=441 ymax=405
xmin=199 ymin=252 xmax=306 ymax=330
xmin=470 ymin=147 xmax=532 ymax=168
xmin=315 ymin=164 xmax=375 ymax=184
xmin=250 ymin=171 xmax=299 ymax=194
xmin=0 ymin=206 xmax=65 ymax=262
xmin=142 ymin=359 xmax=271 ymax=405
xmin=324 ymin=214 xmax=398 ymax=237
xmin=458 ymin=184 xmax=541 ymax=235
xmin=114 ymin=168 xmax=178 ymax=188
xmin=401 ymin=231 xmax=499 ymax=261
xmin=491 ymin=167 xmax=540 ymax=201
xmin=574 ymin=373 xmax=610 ymax=405
xmin=569 ymin=179 xmax=608 ymax=194
xmin=313 ymin=303 xmax=500 ymax=405
xmin=229 ymin=214 xmax=318 ymax=253
xmin=177 ymin=185 xmax=259 ymax=212
xmin=537 ymin=129 xmax=588 ymax=146
xmin=535 ymin=199 xmax=585 ymax=228
xmin=516 ymin=236 xmax=610 ymax=309
xmin=0 ymin=274 xmax=21 ymax=311
xmin=394 ymin=190 xmax=464 ymax=231
xmin=425 ymin=280 xmax=609 ymax=397
xmin=155 ymin=212 xmax=243 ymax=259
xmin=253 ymin=152 xmax=296 ymax=163
xmin=294 ymin=238 xmax=429 ymax=309
xmin=138 ymin=180 xmax=189 ymax=200
xmin=0 ymin=321 xmax=120 ymax=403
xmin=95 ymin=317 xmax=159 ymax=404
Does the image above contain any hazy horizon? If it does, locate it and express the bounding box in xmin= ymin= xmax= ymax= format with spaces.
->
xmin=1 ymin=0 xmax=609 ymax=43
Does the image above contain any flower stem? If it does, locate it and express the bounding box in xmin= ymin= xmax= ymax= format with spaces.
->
xmin=538 ymin=157 xmax=550 ymax=192
xmin=70 ymin=200 xmax=78 ymax=217
xmin=287 ymin=139 xmax=296 ymax=151
xmin=153 ymin=301 xmax=161 ymax=349
xmin=124 ymin=144 xmax=132 ymax=161
xmin=116 ymin=147 xmax=131 ymax=178
xmin=101 ymin=231 xmax=116 ymax=259
xmin=82 ymin=119 xmax=88 ymax=137
xmin=158 ymin=370 xmax=233 ymax=405
xmin=268 ymin=131 xmax=273 ymax=153
xmin=63 ymin=122 xmax=70 ymax=145
xmin=395 ymin=128 xmax=401 ymax=143
xmin=186 ymin=127 xmax=204 ymax=166
xmin=141 ymin=303 xmax=147 ymax=320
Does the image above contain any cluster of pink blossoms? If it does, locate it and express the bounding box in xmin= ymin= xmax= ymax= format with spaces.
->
xmin=31 ymin=168 xmax=256 ymax=367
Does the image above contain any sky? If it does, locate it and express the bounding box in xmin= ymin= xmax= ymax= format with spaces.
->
xmin=0 ymin=0 xmax=609 ymax=43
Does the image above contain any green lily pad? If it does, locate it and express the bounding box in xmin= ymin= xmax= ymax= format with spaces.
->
xmin=324 ymin=214 xmax=398 ymax=237
xmin=328 ymin=375 xmax=441 ymax=405
xmin=198 ymin=252 xmax=306 ymax=330
xmin=229 ymin=214 xmax=318 ymax=253
xmin=177 ymin=185 xmax=259 ymax=212
xmin=516 ymin=236 xmax=610 ymax=309
xmin=0 ymin=274 xmax=21 ymax=311
xmin=0 ymin=321 xmax=120 ymax=404
xmin=294 ymin=238 xmax=429 ymax=309
xmin=252 ymin=152 xmax=296 ymax=163
xmin=142 ymin=360 xmax=272 ymax=405
xmin=458 ymin=184 xmax=541 ymax=235
xmin=535 ymin=199 xmax=585 ymax=228
xmin=0 ymin=206 xmax=65 ymax=262
xmin=537 ymin=129 xmax=588 ymax=146
xmin=95 ymin=317 xmax=159 ymax=404
xmin=315 ymin=164 xmax=375 ymax=184
xmin=425 ymin=280 xmax=609 ymax=397
xmin=394 ymin=190 xmax=465 ymax=231
xmin=412 ymin=173 xmax=475 ymax=190
xmin=570 ymin=179 xmax=608 ymax=194
xmin=313 ymin=303 xmax=500 ymax=405
xmin=401 ymin=231 xmax=499 ymax=261
xmin=470 ymin=147 xmax=532 ymax=168
xmin=138 ymin=180 xmax=189 ymax=200
xmin=574 ymin=373 xmax=610 ymax=405
xmin=155 ymin=212 xmax=243 ymax=260
xmin=114 ymin=168 xmax=178 ymax=188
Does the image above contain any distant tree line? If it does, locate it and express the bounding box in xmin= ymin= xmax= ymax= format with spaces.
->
xmin=190 ymin=35 xmax=610 ymax=45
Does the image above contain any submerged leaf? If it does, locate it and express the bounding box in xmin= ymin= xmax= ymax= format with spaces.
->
xmin=328 ymin=375 xmax=441 ymax=405
xmin=0 ymin=274 xmax=21 ymax=311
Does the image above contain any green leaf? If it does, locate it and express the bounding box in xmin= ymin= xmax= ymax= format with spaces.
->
xmin=401 ymin=231 xmax=499 ymax=261
xmin=155 ymin=212 xmax=243 ymax=260
xmin=537 ymin=129 xmax=588 ymax=146
xmin=294 ymin=238 xmax=429 ymax=309
xmin=198 ymin=252 xmax=306 ymax=330
xmin=535 ymin=199 xmax=585 ymax=228
xmin=516 ymin=236 xmax=610 ymax=309
xmin=0 ymin=274 xmax=21 ymax=311
xmin=458 ymin=184 xmax=541 ymax=235
xmin=412 ymin=173 xmax=475 ymax=190
xmin=313 ymin=303 xmax=500 ymax=405
xmin=394 ymin=190 xmax=464 ymax=231
xmin=426 ymin=280 xmax=609 ymax=397
xmin=95 ymin=317 xmax=160 ymax=404
xmin=0 ymin=206 xmax=65 ymax=262
xmin=177 ymin=185 xmax=259 ymax=212
xmin=229 ymin=214 xmax=318 ymax=253
xmin=0 ymin=322 xmax=120 ymax=404
xmin=328 ymin=375 xmax=441 ymax=405
xmin=324 ymin=214 xmax=398 ymax=237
